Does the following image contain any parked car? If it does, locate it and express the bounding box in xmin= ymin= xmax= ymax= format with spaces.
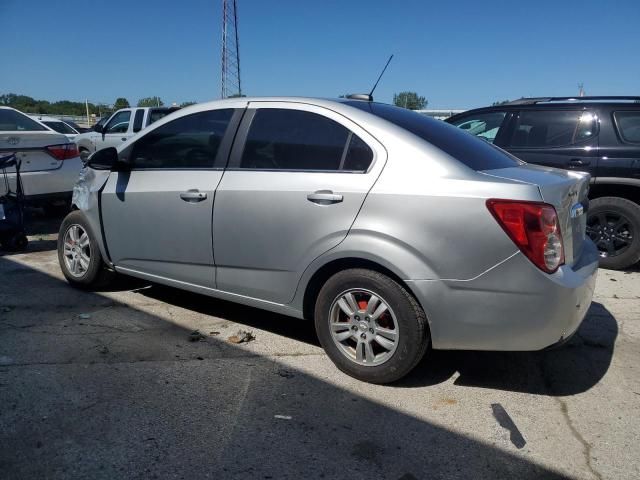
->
xmin=447 ymin=96 xmax=640 ymax=269
xmin=30 ymin=115 xmax=80 ymax=141
xmin=63 ymin=120 xmax=90 ymax=134
xmin=57 ymin=97 xmax=598 ymax=383
xmin=0 ymin=107 xmax=82 ymax=207
xmin=74 ymin=106 xmax=180 ymax=161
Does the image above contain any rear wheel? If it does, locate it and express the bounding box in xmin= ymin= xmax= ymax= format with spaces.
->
xmin=314 ymin=268 xmax=429 ymax=384
xmin=57 ymin=211 xmax=109 ymax=287
xmin=586 ymin=197 xmax=640 ymax=270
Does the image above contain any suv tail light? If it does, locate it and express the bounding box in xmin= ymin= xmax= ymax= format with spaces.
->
xmin=46 ymin=144 xmax=79 ymax=160
xmin=486 ymin=199 xmax=565 ymax=273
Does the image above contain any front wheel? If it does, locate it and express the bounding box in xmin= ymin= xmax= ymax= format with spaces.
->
xmin=586 ymin=197 xmax=640 ymax=270
xmin=314 ymin=268 xmax=429 ymax=384
xmin=57 ymin=211 xmax=108 ymax=287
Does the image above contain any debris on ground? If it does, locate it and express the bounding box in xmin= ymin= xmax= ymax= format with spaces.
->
xmin=277 ymin=369 xmax=295 ymax=379
xmin=188 ymin=330 xmax=206 ymax=342
xmin=227 ymin=330 xmax=256 ymax=344
xmin=97 ymin=345 xmax=109 ymax=354
xmin=209 ymin=331 xmax=220 ymax=336
xmin=78 ymin=313 xmax=91 ymax=320
xmin=274 ymin=415 xmax=292 ymax=420
xmin=196 ymin=356 xmax=204 ymax=361
xmin=610 ymin=278 xmax=617 ymax=282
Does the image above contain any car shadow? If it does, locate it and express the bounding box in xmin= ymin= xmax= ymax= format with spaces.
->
xmin=399 ymin=302 xmax=617 ymax=395
xmin=134 ymin=278 xmax=616 ymax=396
xmin=0 ymin=255 xmax=575 ymax=479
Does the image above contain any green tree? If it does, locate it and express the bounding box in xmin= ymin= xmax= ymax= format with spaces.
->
xmin=180 ymin=101 xmax=197 ymax=107
xmin=393 ymin=92 xmax=427 ymax=110
xmin=137 ymin=96 xmax=164 ymax=107
xmin=114 ymin=97 xmax=130 ymax=109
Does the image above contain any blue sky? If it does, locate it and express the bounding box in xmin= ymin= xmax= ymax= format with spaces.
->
xmin=1 ymin=0 xmax=638 ymax=109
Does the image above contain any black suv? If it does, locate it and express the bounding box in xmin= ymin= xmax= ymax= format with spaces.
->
xmin=447 ymin=96 xmax=640 ymax=270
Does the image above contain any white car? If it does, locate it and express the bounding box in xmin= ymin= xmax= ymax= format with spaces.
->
xmin=29 ymin=115 xmax=80 ymax=142
xmin=0 ymin=107 xmax=83 ymax=206
xmin=75 ymin=106 xmax=179 ymax=161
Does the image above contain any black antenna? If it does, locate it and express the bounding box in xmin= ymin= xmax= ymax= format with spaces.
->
xmin=368 ymin=54 xmax=394 ymax=100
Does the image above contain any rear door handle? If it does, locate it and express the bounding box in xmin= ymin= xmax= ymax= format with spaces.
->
xmin=307 ymin=190 xmax=343 ymax=205
xmin=569 ymin=158 xmax=590 ymax=166
xmin=180 ymin=189 xmax=207 ymax=202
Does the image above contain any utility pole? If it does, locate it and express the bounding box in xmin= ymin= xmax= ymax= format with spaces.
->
xmin=221 ymin=0 xmax=242 ymax=98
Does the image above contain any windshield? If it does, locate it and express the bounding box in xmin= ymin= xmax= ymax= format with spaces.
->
xmin=344 ymin=101 xmax=521 ymax=171
xmin=43 ymin=121 xmax=76 ymax=134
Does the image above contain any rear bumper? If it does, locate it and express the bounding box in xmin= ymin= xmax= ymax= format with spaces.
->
xmin=407 ymin=239 xmax=599 ymax=351
xmin=13 ymin=157 xmax=82 ymax=199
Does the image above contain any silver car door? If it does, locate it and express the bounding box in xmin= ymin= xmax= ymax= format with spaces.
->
xmin=213 ymin=102 xmax=386 ymax=304
xmin=100 ymin=107 xmax=242 ymax=287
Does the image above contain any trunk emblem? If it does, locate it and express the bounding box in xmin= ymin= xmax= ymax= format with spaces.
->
xmin=570 ymin=203 xmax=584 ymax=218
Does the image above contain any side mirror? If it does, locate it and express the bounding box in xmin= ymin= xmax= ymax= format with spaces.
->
xmin=93 ymin=123 xmax=104 ymax=133
xmin=86 ymin=147 xmax=126 ymax=171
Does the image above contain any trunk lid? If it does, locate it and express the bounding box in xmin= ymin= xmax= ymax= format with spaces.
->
xmin=481 ymin=164 xmax=590 ymax=266
xmin=0 ymin=131 xmax=69 ymax=173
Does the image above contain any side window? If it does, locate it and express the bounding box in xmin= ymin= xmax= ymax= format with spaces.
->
xmin=240 ymin=109 xmax=372 ymax=171
xmin=614 ymin=111 xmax=640 ymax=144
xmin=449 ymin=111 xmax=506 ymax=144
xmin=132 ymin=109 xmax=144 ymax=133
xmin=105 ymin=110 xmax=131 ymax=134
xmin=508 ymin=110 xmax=596 ymax=148
xmin=131 ymin=109 xmax=234 ymax=169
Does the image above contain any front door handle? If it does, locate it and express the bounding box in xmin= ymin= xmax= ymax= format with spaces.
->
xmin=180 ymin=189 xmax=207 ymax=202
xmin=307 ymin=190 xmax=343 ymax=205
xmin=569 ymin=158 xmax=590 ymax=167
xmin=121 ymin=137 xmax=127 ymax=141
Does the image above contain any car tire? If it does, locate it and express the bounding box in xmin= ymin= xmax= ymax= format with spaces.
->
xmin=587 ymin=197 xmax=640 ymax=270
xmin=314 ymin=268 xmax=429 ymax=384
xmin=57 ymin=211 xmax=110 ymax=288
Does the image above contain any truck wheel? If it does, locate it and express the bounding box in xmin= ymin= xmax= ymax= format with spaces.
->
xmin=587 ymin=197 xmax=640 ymax=270
xmin=57 ymin=211 xmax=110 ymax=287
xmin=314 ymin=268 xmax=429 ymax=384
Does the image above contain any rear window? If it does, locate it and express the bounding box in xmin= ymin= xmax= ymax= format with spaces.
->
xmin=614 ymin=111 xmax=640 ymax=144
xmin=344 ymin=101 xmax=520 ymax=171
xmin=0 ymin=109 xmax=48 ymax=132
xmin=148 ymin=109 xmax=176 ymax=125
xmin=43 ymin=121 xmax=76 ymax=134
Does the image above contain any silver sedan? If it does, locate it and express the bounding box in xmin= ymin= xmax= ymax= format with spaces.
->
xmin=56 ymin=97 xmax=599 ymax=383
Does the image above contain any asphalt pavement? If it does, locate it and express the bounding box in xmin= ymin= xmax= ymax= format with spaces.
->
xmin=0 ymin=215 xmax=638 ymax=479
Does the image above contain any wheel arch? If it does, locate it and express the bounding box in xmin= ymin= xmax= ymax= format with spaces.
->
xmin=590 ymin=181 xmax=640 ymax=204
xmin=301 ymin=256 xmax=427 ymax=323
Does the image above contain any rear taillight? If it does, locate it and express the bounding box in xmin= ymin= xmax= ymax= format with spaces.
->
xmin=486 ymin=199 xmax=565 ymax=273
xmin=46 ymin=144 xmax=79 ymax=160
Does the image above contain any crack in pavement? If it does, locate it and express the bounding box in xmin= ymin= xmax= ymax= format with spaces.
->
xmin=554 ymin=398 xmax=603 ymax=480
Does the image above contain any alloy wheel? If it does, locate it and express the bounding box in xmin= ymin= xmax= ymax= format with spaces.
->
xmin=328 ymin=289 xmax=399 ymax=366
xmin=586 ymin=212 xmax=634 ymax=258
xmin=62 ymin=224 xmax=91 ymax=277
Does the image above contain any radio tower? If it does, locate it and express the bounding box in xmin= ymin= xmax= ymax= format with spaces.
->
xmin=221 ymin=0 xmax=242 ymax=98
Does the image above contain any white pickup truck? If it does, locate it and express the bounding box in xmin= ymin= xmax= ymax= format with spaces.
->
xmin=74 ymin=106 xmax=179 ymax=161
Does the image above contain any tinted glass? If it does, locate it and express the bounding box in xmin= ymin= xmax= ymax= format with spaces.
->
xmin=345 ymin=101 xmax=519 ymax=171
xmin=148 ymin=109 xmax=173 ymax=125
xmin=509 ymin=110 xmax=596 ymax=148
xmin=131 ymin=109 xmax=233 ymax=169
xmin=43 ymin=121 xmax=76 ymax=134
xmin=105 ymin=110 xmax=131 ymax=134
xmin=342 ymin=134 xmax=374 ymax=171
xmin=133 ymin=109 xmax=144 ymax=132
xmin=240 ymin=109 xmax=351 ymax=171
xmin=0 ymin=109 xmax=48 ymax=131
xmin=614 ymin=111 xmax=640 ymax=143
xmin=449 ymin=111 xmax=506 ymax=144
